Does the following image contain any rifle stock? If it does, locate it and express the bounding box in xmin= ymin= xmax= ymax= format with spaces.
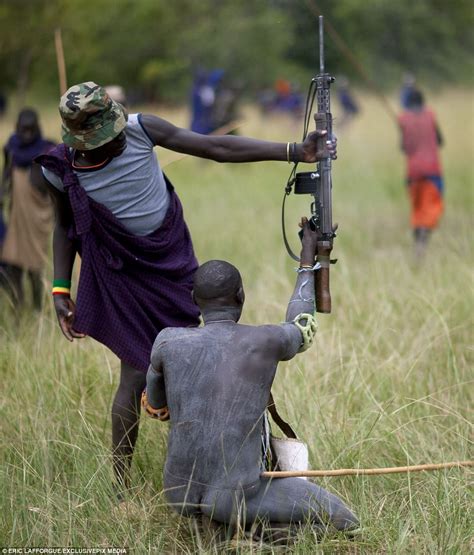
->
xmin=315 ymin=247 xmax=331 ymax=313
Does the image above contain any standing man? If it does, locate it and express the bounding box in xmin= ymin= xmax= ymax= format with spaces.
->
xmin=143 ymin=219 xmax=359 ymax=537
xmin=33 ymin=82 xmax=335 ymax=497
xmin=398 ymin=89 xmax=444 ymax=257
xmin=1 ymin=108 xmax=54 ymax=309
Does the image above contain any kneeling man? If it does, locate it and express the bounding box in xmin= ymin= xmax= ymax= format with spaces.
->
xmin=144 ymin=219 xmax=358 ymax=534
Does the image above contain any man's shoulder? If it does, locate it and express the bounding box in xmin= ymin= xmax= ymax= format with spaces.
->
xmin=152 ymin=326 xmax=200 ymax=348
xmin=235 ymin=323 xmax=300 ymax=362
xmin=126 ymin=113 xmax=140 ymax=127
xmin=125 ymin=113 xmax=154 ymax=148
xmin=239 ymin=323 xmax=295 ymax=346
xmin=4 ymin=133 xmax=15 ymax=151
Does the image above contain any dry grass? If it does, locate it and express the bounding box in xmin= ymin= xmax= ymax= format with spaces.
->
xmin=0 ymin=89 xmax=473 ymax=553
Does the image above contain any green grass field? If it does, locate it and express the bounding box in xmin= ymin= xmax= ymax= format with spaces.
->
xmin=0 ymin=91 xmax=473 ymax=553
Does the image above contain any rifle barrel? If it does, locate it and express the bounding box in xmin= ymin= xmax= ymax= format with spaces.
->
xmin=319 ymin=16 xmax=324 ymax=73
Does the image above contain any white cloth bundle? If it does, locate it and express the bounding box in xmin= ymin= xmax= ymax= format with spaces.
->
xmin=270 ymin=436 xmax=309 ymax=480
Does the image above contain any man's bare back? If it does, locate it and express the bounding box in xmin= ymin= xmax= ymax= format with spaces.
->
xmin=145 ymin=222 xmax=358 ymax=532
xmin=148 ymin=320 xmax=302 ymax=490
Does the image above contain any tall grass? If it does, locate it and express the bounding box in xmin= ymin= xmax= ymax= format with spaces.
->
xmin=0 ymin=90 xmax=472 ymax=552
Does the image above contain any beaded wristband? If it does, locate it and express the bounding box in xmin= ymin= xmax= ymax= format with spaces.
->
xmin=295 ymin=262 xmax=321 ymax=273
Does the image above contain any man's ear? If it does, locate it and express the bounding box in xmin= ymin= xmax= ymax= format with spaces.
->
xmin=236 ymin=286 xmax=245 ymax=306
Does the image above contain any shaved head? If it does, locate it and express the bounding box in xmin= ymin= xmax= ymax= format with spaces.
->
xmin=17 ymin=108 xmax=38 ymax=126
xmin=193 ymin=260 xmax=242 ymax=302
xmin=16 ymin=108 xmax=40 ymax=145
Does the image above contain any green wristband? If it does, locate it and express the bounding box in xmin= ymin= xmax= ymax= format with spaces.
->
xmin=53 ymin=278 xmax=72 ymax=288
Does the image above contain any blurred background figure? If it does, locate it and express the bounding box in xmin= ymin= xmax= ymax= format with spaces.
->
xmin=0 ymin=91 xmax=6 ymax=118
xmin=336 ymin=76 xmax=359 ymax=130
xmin=190 ymin=69 xmax=240 ymax=134
xmin=398 ymin=89 xmax=444 ymax=259
xmin=190 ymin=68 xmax=219 ymax=134
xmin=257 ymin=78 xmax=303 ymax=122
xmin=400 ymin=72 xmax=416 ymax=109
xmin=273 ymin=78 xmax=303 ymax=119
xmin=105 ymin=85 xmax=128 ymax=107
xmin=211 ymin=77 xmax=242 ymax=134
xmin=0 ymin=108 xmax=55 ymax=310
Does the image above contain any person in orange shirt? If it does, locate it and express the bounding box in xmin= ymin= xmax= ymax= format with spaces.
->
xmin=398 ymin=89 xmax=444 ymax=258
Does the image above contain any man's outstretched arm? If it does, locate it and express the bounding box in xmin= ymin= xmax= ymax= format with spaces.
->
xmin=285 ymin=220 xmax=318 ymax=323
xmin=140 ymin=114 xmax=336 ymax=164
xmin=274 ymin=219 xmax=319 ymax=361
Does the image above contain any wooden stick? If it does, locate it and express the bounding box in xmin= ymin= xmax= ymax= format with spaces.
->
xmin=54 ymin=28 xmax=68 ymax=95
xmin=208 ymin=120 xmax=242 ymax=137
xmin=262 ymin=460 xmax=473 ymax=478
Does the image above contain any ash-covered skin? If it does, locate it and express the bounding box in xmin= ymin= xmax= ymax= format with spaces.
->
xmin=146 ymin=234 xmax=359 ymax=531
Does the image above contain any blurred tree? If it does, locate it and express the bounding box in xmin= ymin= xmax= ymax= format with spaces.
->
xmin=0 ymin=0 xmax=472 ymax=104
xmin=0 ymin=0 xmax=63 ymax=103
xmin=282 ymin=0 xmax=474 ymax=87
xmin=0 ymin=0 xmax=292 ymax=102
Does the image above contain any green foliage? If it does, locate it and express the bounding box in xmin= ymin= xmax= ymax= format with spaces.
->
xmin=0 ymin=0 xmax=292 ymax=101
xmin=284 ymin=0 xmax=474 ymax=86
xmin=0 ymin=0 xmax=473 ymax=102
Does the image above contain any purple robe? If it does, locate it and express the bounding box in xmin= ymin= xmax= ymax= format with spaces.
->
xmin=37 ymin=145 xmax=200 ymax=372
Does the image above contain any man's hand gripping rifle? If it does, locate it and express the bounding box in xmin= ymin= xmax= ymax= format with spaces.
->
xmin=282 ymin=15 xmax=336 ymax=313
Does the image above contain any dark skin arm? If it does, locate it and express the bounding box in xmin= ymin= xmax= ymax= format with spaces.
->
xmin=435 ymin=123 xmax=443 ymax=147
xmin=299 ymin=217 xmax=320 ymax=266
xmin=143 ymin=342 xmax=169 ymax=419
xmin=140 ymin=114 xmax=336 ymax=163
xmin=0 ymin=147 xmax=12 ymax=207
xmin=400 ymin=136 xmax=406 ymax=154
xmin=31 ymin=163 xmax=84 ymax=341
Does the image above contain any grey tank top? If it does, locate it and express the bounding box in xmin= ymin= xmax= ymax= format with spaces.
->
xmin=42 ymin=113 xmax=170 ymax=236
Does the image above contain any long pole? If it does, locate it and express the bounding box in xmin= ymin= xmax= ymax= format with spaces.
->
xmin=262 ymin=460 xmax=473 ymax=479
xmin=54 ymin=28 xmax=68 ymax=95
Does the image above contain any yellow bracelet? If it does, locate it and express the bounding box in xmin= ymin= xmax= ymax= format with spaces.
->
xmin=286 ymin=142 xmax=291 ymax=163
xmin=52 ymin=286 xmax=70 ymax=296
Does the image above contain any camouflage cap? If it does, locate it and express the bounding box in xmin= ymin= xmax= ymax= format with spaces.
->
xmin=59 ymin=81 xmax=127 ymax=150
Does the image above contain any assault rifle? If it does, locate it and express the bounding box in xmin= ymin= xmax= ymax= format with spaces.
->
xmin=282 ymin=15 xmax=336 ymax=313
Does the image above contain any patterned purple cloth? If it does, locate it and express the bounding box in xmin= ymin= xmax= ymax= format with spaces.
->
xmin=36 ymin=145 xmax=200 ymax=372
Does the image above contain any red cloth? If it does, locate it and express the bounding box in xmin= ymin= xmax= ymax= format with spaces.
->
xmin=398 ymin=109 xmax=442 ymax=180
xmin=408 ymin=178 xmax=443 ymax=229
